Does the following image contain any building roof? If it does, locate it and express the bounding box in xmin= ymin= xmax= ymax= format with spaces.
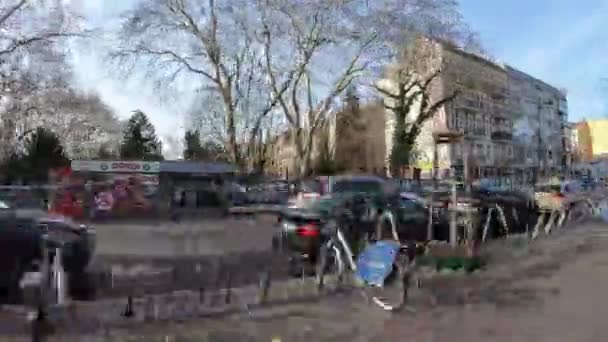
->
xmin=159 ymin=161 xmax=237 ymax=174
xmin=503 ymin=65 xmax=565 ymax=98
xmin=436 ymin=38 xmax=506 ymax=73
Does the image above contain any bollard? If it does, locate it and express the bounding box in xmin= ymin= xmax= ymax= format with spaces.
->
xmin=122 ymin=294 xmax=134 ymax=318
xmin=52 ymin=248 xmax=68 ymax=306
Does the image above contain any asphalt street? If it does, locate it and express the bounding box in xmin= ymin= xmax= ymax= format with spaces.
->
xmin=92 ymin=216 xmax=277 ymax=257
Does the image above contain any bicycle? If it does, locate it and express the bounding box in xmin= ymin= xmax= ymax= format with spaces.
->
xmin=315 ymin=215 xmax=418 ymax=312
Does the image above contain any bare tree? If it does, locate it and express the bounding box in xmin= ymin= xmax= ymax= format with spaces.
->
xmin=0 ymin=0 xmax=86 ymax=157
xmin=0 ymin=0 xmax=82 ymax=56
xmin=110 ymin=0 xmax=296 ymax=166
xmin=259 ymin=0 xmax=387 ymax=176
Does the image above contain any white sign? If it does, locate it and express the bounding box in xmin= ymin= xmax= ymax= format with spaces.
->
xmin=71 ymin=160 xmax=160 ymax=173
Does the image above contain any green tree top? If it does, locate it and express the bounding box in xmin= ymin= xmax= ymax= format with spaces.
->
xmin=119 ymin=110 xmax=163 ymax=161
xmin=1 ymin=127 xmax=70 ymax=183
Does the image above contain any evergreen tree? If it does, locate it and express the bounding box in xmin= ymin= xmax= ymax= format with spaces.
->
xmin=119 ymin=110 xmax=163 ymax=160
xmin=1 ymin=127 xmax=70 ymax=183
xmin=183 ymin=129 xmax=204 ymax=160
xmin=183 ymin=129 xmax=228 ymax=161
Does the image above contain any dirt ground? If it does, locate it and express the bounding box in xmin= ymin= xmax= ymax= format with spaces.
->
xmin=98 ymin=220 xmax=608 ymax=342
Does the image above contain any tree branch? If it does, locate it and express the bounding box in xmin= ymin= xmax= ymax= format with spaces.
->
xmin=0 ymin=0 xmax=27 ymax=26
xmin=262 ymin=22 xmax=295 ymax=126
xmin=0 ymin=32 xmax=83 ymax=56
xmin=119 ymin=46 xmax=218 ymax=82
xmin=309 ymin=34 xmax=377 ymax=129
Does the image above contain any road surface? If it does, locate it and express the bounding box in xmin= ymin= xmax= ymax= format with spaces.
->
xmin=92 ymin=216 xmax=277 ymax=257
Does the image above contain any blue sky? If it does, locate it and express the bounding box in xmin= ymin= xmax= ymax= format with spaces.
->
xmin=71 ymin=0 xmax=608 ymax=153
xmin=460 ymin=0 xmax=608 ymax=121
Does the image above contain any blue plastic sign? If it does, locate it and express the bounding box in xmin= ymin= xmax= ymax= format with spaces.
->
xmin=356 ymin=240 xmax=400 ymax=287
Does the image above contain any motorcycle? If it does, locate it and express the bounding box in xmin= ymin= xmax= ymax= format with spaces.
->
xmin=315 ymin=217 xmax=417 ymax=312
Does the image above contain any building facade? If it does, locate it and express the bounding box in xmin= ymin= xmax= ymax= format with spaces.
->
xmin=506 ymin=66 xmax=568 ymax=182
xmin=380 ymin=38 xmax=515 ymax=179
xmin=574 ymin=121 xmax=593 ymax=162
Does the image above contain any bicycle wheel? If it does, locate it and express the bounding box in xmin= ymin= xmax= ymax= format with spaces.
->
xmin=366 ymin=254 xmax=410 ymax=312
xmin=316 ymin=241 xmax=345 ymax=291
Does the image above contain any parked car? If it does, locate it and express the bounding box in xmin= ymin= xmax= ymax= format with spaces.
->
xmin=331 ymin=175 xmax=430 ymax=242
xmin=272 ymin=195 xmax=338 ymax=275
xmin=272 ymin=175 xmax=431 ymax=275
xmin=0 ymin=199 xmax=96 ymax=303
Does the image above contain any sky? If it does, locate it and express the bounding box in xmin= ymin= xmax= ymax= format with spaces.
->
xmin=459 ymin=0 xmax=608 ymax=121
xmin=70 ymin=0 xmax=608 ymax=157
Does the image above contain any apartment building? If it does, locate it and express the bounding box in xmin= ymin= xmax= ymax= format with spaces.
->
xmin=506 ymin=66 xmax=568 ymax=181
xmin=379 ymin=37 xmax=515 ymax=179
xmin=571 ymin=118 xmax=608 ymax=164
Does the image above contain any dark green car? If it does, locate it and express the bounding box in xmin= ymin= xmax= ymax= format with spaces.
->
xmin=331 ymin=175 xmax=429 ymax=242
xmin=272 ymin=175 xmax=429 ymax=275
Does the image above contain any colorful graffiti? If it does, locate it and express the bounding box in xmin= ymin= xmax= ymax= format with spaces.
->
xmin=47 ymin=166 xmax=160 ymax=221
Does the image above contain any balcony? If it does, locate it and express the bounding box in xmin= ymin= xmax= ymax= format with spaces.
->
xmin=463 ymin=127 xmax=486 ymax=137
xmin=491 ymin=131 xmax=513 ymax=141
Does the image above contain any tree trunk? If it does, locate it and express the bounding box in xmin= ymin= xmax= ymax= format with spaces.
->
xmin=221 ymin=86 xmax=240 ymax=166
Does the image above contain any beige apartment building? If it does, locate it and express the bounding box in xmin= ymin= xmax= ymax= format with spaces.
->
xmin=379 ymin=37 xmax=514 ymax=179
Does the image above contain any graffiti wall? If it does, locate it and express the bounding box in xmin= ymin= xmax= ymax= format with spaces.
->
xmin=46 ymin=160 xmax=163 ymax=221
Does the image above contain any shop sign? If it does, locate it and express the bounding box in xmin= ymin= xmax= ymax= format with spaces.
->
xmin=71 ymin=160 xmax=160 ymax=173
